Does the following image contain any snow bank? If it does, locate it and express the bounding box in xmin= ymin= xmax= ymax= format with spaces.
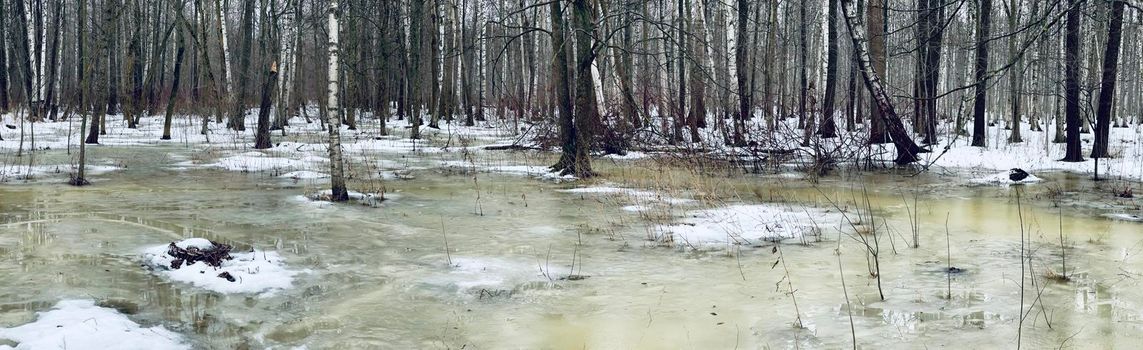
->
xmin=927 ymin=124 xmax=1143 ymax=180
xmin=279 ymin=171 xmax=330 ymax=179
xmin=142 ymin=239 xmax=300 ymax=296
xmin=441 ymin=161 xmax=577 ymax=181
xmin=0 ymin=164 xmax=120 ymax=182
xmin=1102 ymin=213 xmax=1143 ymax=222
xmin=663 ymin=204 xmax=839 ymax=246
xmin=968 ymin=170 xmax=1043 ymax=186
xmin=602 ymin=151 xmax=651 ymax=160
xmin=210 ymin=152 xmax=314 ymax=173
xmin=0 ymin=300 xmax=188 ymax=350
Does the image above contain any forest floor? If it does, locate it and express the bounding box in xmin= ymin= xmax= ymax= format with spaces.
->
xmin=2 ymin=112 xmax=1141 ymax=183
xmin=1 ymin=112 xmax=1142 ymax=348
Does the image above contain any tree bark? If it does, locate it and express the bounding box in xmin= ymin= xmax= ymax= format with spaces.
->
xmin=161 ymin=28 xmax=186 ymax=140
xmin=550 ymin=0 xmax=576 ymax=174
xmin=839 ymin=0 xmax=926 ymax=164
xmin=228 ymin=0 xmax=255 ymax=131
xmin=326 ymin=0 xmax=349 ymax=201
xmin=733 ymin=0 xmax=750 ymax=146
xmin=0 ymin=0 xmax=8 ymax=116
xmin=1091 ymin=0 xmax=1124 ymax=159
xmin=867 ymin=0 xmax=889 ymax=144
xmin=1062 ymin=0 xmax=1083 ymax=161
xmin=819 ymin=0 xmax=839 ymax=138
xmin=254 ymin=0 xmax=280 ymax=149
xmin=970 ymin=0 xmax=991 ymax=147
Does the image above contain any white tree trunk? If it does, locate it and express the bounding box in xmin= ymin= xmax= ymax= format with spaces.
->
xmin=217 ymin=0 xmax=234 ymax=95
xmin=326 ymin=0 xmax=348 ymax=200
xmin=277 ymin=4 xmax=296 ymax=119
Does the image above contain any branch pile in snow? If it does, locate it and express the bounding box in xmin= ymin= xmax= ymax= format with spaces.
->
xmin=142 ymin=238 xmax=300 ymax=296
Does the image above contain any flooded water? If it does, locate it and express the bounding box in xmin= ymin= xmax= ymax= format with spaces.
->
xmin=2 ymin=138 xmax=1142 ymax=349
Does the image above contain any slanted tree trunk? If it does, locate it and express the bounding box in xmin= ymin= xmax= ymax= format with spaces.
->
xmin=839 ymin=0 xmax=926 ymax=164
xmin=1061 ymin=0 xmax=1083 ymax=161
xmin=1091 ymin=0 xmax=1124 ymax=159
xmin=326 ymin=0 xmax=348 ymax=201
xmin=970 ymin=0 xmax=992 ymax=147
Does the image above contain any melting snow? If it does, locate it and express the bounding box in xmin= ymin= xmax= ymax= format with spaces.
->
xmin=0 ymin=300 xmax=188 ymax=350
xmin=142 ymin=239 xmax=301 ymax=296
xmin=968 ymin=170 xmax=1043 ymax=186
xmin=663 ymin=204 xmax=839 ymax=246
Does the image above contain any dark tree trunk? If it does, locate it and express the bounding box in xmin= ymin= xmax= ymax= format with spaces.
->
xmin=921 ymin=0 xmax=943 ymax=144
xmin=819 ymin=0 xmax=839 ymax=138
xmin=126 ymin=0 xmax=145 ymax=128
xmin=43 ymin=0 xmax=63 ymax=121
xmin=254 ymin=1 xmax=280 ymax=150
xmin=162 ymin=29 xmax=186 ymax=140
xmin=1062 ymin=0 xmax=1083 ymax=162
xmin=549 ymin=0 xmax=578 ymax=174
xmin=733 ymin=0 xmax=750 ymax=146
xmin=106 ymin=0 xmax=121 ymax=116
xmin=0 ymin=0 xmax=8 ymax=116
xmin=685 ymin=0 xmax=704 ymax=143
xmin=867 ymin=0 xmax=889 ymax=144
xmin=970 ymin=0 xmax=991 ymax=147
xmin=229 ymin=0 xmax=256 ymax=131
xmin=1091 ymin=0 xmax=1124 ymax=159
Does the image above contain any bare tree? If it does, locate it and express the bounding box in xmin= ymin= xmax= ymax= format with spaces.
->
xmin=326 ymin=0 xmax=349 ymax=201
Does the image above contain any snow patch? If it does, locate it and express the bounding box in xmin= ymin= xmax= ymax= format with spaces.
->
xmin=602 ymin=151 xmax=650 ymax=160
xmin=141 ymin=240 xmax=301 ymax=296
xmin=968 ymin=170 xmax=1043 ymax=186
xmin=0 ymin=300 xmax=188 ymax=350
xmin=1102 ymin=213 xmax=1143 ymax=222
xmin=663 ymin=204 xmax=839 ymax=246
xmin=279 ymin=171 xmax=330 ymax=179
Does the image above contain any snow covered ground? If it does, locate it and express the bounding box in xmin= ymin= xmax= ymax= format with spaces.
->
xmin=0 ymin=300 xmax=188 ymax=350
xmin=968 ymin=169 xmax=1044 ymax=186
xmin=0 ymin=163 xmax=120 ymax=182
xmin=923 ymin=123 xmax=1143 ymax=181
xmin=658 ymin=204 xmax=844 ymax=248
xmin=141 ymin=239 xmax=302 ymax=296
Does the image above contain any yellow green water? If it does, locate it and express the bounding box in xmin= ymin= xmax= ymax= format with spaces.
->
xmin=1 ymin=143 xmax=1141 ymax=349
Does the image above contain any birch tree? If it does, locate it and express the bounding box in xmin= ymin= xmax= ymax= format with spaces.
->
xmin=326 ymin=0 xmax=349 ymax=201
